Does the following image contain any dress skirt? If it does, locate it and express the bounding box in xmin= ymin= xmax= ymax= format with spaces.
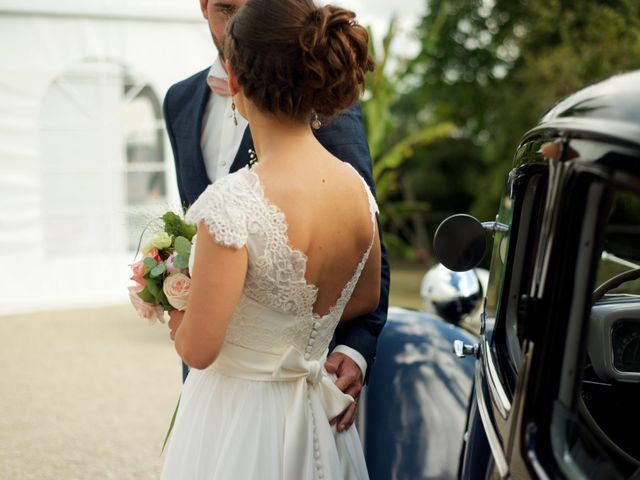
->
xmin=160 ymin=343 xmax=369 ymax=479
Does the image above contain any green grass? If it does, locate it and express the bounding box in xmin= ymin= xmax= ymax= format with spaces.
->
xmin=596 ymin=261 xmax=640 ymax=295
xmin=388 ymin=259 xmax=426 ymax=310
xmin=387 ymin=259 xmax=483 ymax=335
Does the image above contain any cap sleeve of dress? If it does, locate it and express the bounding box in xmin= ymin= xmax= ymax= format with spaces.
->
xmin=185 ymin=174 xmax=249 ymax=249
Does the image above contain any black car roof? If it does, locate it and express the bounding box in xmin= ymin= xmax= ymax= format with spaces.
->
xmin=520 ymin=70 xmax=640 ymax=150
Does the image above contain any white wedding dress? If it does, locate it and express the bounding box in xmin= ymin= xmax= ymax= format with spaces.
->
xmin=160 ymin=166 xmax=377 ymax=479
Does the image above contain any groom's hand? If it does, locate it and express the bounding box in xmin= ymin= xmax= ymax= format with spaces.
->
xmin=325 ymin=352 xmax=362 ymax=433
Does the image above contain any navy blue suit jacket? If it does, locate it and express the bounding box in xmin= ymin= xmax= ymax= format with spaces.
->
xmin=163 ymin=67 xmax=390 ymax=381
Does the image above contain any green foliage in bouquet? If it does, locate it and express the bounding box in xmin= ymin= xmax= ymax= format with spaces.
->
xmin=137 ymin=256 xmax=172 ymax=310
xmin=162 ymin=211 xmax=196 ymax=242
xmin=172 ymin=236 xmax=192 ymax=270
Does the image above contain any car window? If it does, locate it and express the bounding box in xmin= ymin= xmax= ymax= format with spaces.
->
xmin=549 ymin=141 xmax=640 ymax=478
xmin=580 ymin=186 xmax=640 ymax=467
xmin=485 ymin=164 xmax=548 ymax=398
xmin=484 ymin=191 xmax=513 ymax=326
xmin=596 ymin=188 xmax=640 ymax=294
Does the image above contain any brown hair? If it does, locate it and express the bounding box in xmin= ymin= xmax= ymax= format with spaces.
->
xmin=224 ymin=0 xmax=374 ymax=119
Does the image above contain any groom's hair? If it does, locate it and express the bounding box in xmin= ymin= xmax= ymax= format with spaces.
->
xmin=224 ymin=0 xmax=374 ymax=119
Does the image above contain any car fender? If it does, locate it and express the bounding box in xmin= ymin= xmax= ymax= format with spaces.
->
xmin=361 ymin=306 xmax=477 ymax=479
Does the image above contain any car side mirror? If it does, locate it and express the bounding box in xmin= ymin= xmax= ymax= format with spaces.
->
xmin=434 ymin=214 xmax=488 ymax=272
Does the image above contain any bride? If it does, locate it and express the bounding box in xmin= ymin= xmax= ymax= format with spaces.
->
xmin=160 ymin=0 xmax=380 ymax=478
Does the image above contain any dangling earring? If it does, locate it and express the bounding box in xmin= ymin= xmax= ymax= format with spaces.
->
xmin=231 ymin=98 xmax=238 ymax=126
xmin=312 ymin=111 xmax=321 ymax=130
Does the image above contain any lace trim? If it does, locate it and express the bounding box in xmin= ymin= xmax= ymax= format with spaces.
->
xmin=244 ymin=168 xmax=377 ymax=320
xmin=347 ymin=163 xmax=379 ymax=218
xmin=185 ymin=175 xmax=249 ymax=249
xmin=243 ymin=169 xmax=319 ymax=318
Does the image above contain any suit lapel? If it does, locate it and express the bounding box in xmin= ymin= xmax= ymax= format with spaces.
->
xmin=175 ymin=69 xmax=212 ymax=204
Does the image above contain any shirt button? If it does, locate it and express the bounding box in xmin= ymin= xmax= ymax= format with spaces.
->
xmin=308 ymin=338 xmax=315 ymax=346
xmin=313 ymin=321 xmax=321 ymax=329
xmin=304 ymin=353 xmax=311 ymax=360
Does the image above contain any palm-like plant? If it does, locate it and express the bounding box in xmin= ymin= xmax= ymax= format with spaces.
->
xmin=363 ymin=17 xmax=454 ymax=259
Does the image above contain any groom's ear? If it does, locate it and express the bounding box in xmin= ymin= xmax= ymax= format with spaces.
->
xmin=200 ymin=0 xmax=208 ymax=19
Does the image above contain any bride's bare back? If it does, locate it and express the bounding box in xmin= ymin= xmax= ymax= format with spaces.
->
xmin=253 ymin=145 xmax=381 ymax=319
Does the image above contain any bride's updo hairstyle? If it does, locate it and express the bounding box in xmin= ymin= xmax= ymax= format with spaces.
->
xmin=224 ymin=0 xmax=374 ymax=119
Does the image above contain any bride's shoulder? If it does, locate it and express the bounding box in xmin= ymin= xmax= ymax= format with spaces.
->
xmin=338 ymin=162 xmax=379 ymax=216
xmin=213 ymin=167 xmax=254 ymax=189
xmin=191 ymin=169 xmax=255 ymax=206
xmin=184 ymin=169 xmax=256 ymax=248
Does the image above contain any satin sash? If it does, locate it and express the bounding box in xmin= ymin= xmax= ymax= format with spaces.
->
xmin=212 ymin=342 xmax=354 ymax=479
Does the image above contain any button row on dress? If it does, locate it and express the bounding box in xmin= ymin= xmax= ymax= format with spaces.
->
xmin=308 ymin=319 xmax=325 ymax=477
xmin=307 ymin=393 xmax=324 ymax=478
xmin=305 ymin=320 xmax=323 ymax=360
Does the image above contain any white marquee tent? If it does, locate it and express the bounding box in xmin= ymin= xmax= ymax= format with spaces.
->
xmin=0 ymin=0 xmax=212 ymax=314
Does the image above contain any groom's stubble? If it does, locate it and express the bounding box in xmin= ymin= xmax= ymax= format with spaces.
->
xmin=200 ymin=0 xmax=247 ymax=62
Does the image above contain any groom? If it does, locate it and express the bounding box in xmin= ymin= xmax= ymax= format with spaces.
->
xmin=164 ymin=0 xmax=390 ymax=432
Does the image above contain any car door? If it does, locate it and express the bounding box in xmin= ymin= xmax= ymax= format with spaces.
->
xmin=459 ymin=139 xmax=551 ymax=479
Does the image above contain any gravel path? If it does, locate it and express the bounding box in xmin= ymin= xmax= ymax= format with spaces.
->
xmin=0 ymin=305 xmax=182 ymax=479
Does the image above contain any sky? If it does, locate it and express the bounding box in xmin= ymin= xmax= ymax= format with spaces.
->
xmin=318 ymin=0 xmax=426 ymax=57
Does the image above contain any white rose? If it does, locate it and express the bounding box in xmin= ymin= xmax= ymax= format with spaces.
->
xmin=163 ymin=272 xmax=191 ymax=311
xmin=144 ymin=231 xmax=172 ymax=253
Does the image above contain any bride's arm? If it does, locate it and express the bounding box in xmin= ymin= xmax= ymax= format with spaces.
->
xmin=174 ymin=220 xmax=248 ymax=370
xmin=340 ymin=228 xmax=381 ymax=322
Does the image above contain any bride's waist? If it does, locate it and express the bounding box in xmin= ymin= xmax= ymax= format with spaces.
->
xmin=210 ymin=342 xmax=328 ymax=382
xmin=235 ymin=293 xmax=298 ymax=320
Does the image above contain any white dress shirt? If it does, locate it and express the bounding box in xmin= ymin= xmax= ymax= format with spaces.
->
xmin=200 ymin=57 xmax=248 ymax=183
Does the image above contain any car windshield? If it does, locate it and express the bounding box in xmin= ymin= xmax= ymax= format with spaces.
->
xmin=597 ymin=187 xmax=640 ymax=296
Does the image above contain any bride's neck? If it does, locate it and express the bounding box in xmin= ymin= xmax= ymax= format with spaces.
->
xmin=245 ymin=107 xmax=315 ymax=164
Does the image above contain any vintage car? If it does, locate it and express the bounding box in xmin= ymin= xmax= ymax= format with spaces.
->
xmin=360 ymin=70 xmax=640 ymax=479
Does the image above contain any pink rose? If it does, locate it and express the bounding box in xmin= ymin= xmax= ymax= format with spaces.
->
xmin=130 ymin=248 xmax=163 ymax=287
xmin=128 ymin=286 xmax=165 ymax=324
xmin=145 ymin=248 xmax=161 ymax=262
xmin=163 ymin=273 xmax=191 ymax=311
xmin=164 ymin=252 xmax=187 ymax=275
xmin=130 ymin=259 xmax=146 ymax=288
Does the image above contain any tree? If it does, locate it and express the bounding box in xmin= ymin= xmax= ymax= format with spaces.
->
xmin=407 ymin=0 xmax=640 ymax=220
xmin=363 ymin=17 xmax=454 ymax=260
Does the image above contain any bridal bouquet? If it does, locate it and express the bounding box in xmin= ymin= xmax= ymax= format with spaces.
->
xmin=128 ymin=211 xmax=197 ymax=323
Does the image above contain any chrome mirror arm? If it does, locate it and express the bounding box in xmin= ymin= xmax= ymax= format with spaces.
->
xmin=481 ymin=221 xmax=509 ymax=234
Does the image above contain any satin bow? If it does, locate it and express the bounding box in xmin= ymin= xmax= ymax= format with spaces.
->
xmin=273 ymin=346 xmax=354 ymax=479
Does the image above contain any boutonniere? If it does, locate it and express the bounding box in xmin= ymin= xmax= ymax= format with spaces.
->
xmin=248 ymin=148 xmax=258 ymax=168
